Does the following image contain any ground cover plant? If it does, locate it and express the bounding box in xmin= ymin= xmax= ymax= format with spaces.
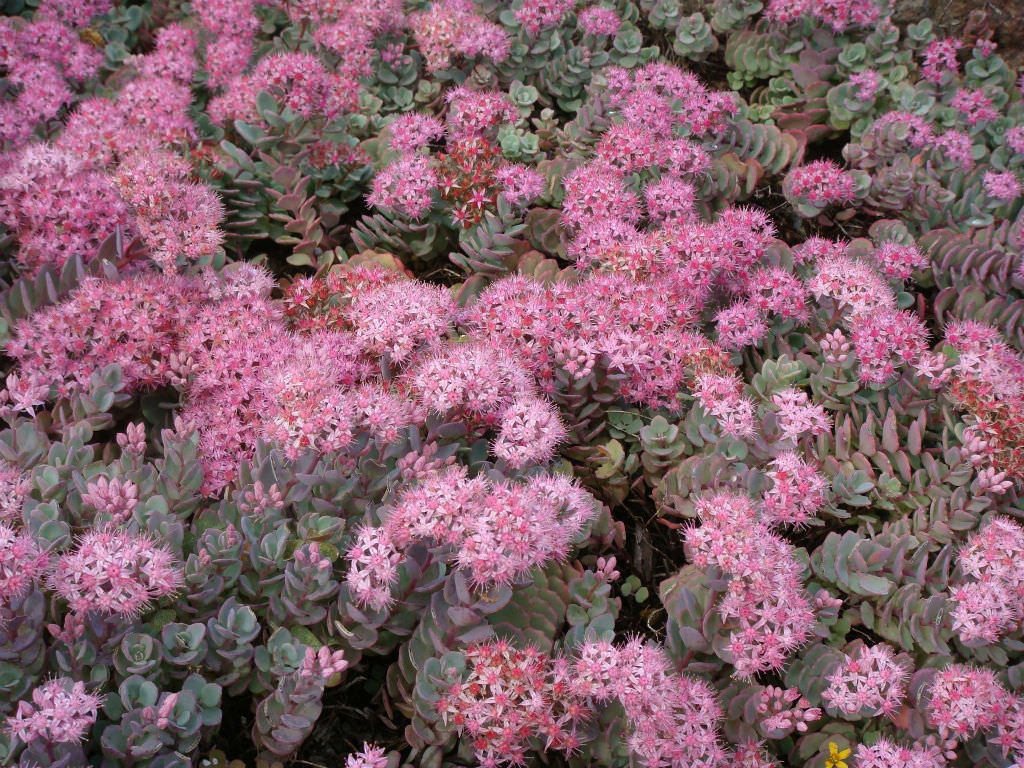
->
xmin=0 ymin=0 xmax=1023 ymax=766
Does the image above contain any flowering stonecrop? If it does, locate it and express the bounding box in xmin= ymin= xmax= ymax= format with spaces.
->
xmin=1 ymin=0 xmax=1024 ymax=767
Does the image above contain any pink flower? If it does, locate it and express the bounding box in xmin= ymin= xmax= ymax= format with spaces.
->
xmin=596 ymin=124 xmax=668 ymax=174
xmin=694 ymin=373 xmax=757 ymax=439
xmin=872 ymin=111 xmax=934 ymax=148
xmin=346 ymin=743 xmax=390 ymax=768
xmin=345 ymin=524 xmax=403 ymax=612
xmin=8 ymin=272 xmax=204 ymax=395
xmin=785 ymin=159 xmax=858 ymax=207
xmin=514 ymin=0 xmax=576 ymax=35
xmin=5 ymin=678 xmax=103 ymax=743
xmin=870 ymin=242 xmax=928 ymax=281
xmin=561 ymin=165 xmax=640 ymax=230
xmin=387 ymin=113 xmax=446 ymax=153
xmin=849 ymin=69 xmax=881 ymax=100
xmin=0 ymin=461 xmax=29 ymax=523
xmin=922 ymin=39 xmax=963 ymax=82
xmin=578 ymin=6 xmax=621 ymax=36
xmin=113 ymin=150 xmax=225 ymax=272
xmin=34 ymin=0 xmax=112 ymax=26
xmin=927 ymin=664 xmax=1012 ymax=740
xmin=951 ymin=516 xmax=1024 ymax=644
xmin=573 ymin=639 xmax=727 ymax=767
xmin=444 ymin=88 xmax=516 ymax=140
xmin=984 ymin=171 xmax=1022 ymax=202
xmin=410 ymin=0 xmax=509 ymax=72
xmin=757 ymin=686 xmax=821 ymax=736
xmin=0 ymin=144 xmax=130 ymax=275
xmin=771 ymin=389 xmax=832 ymax=442
xmin=822 ymin=643 xmax=908 ymax=718
xmin=410 ymin=342 xmax=534 ymax=424
xmin=495 ymin=164 xmax=545 ymax=207
xmin=951 ymin=88 xmax=999 ymax=126
xmin=792 ymin=236 xmax=847 ymax=265
xmin=348 ymin=468 xmax=598 ymax=603
xmin=437 ymin=642 xmax=591 ymax=765
xmin=855 ymin=738 xmax=947 ymax=768
xmin=686 ymin=492 xmax=814 ymax=677
xmin=762 ymin=452 xmax=827 ymax=526
xmin=850 ymin=309 xmax=928 ymax=385
xmin=1006 ymin=126 xmax=1024 ymax=155
xmin=132 ymin=23 xmax=197 ymax=84
xmin=746 ymin=267 xmax=809 ymax=321
xmin=80 ymin=476 xmax=139 ymax=524
xmin=715 ymin=301 xmax=768 ymax=350
xmin=348 ymin=280 xmax=456 ymax=364
xmin=951 ymin=581 xmax=1019 ymax=645
xmin=808 ymin=253 xmax=895 ymax=314
xmin=299 ymin=645 xmax=349 ymax=680
xmin=367 ymin=154 xmax=438 ymax=219
xmin=645 ymin=176 xmax=697 ymax=226
xmin=933 ymin=129 xmax=974 ymax=170
xmin=0 ymin=523 xmax=49 ymax=605
xmin=209 ymin=52 xmax=357 ymax=127
xmin=492 ymin=396 xmax=567 ymax=468
xmin=49 ymin=528 xmax=183 ymax=618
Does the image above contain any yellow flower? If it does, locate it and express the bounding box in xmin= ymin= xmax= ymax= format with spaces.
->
xmin=825 ymin=741 xmax=851 ymax=768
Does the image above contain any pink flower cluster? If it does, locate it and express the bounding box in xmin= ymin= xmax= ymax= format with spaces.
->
xmin=0 ymin=16 xmax=103 ymax=147
xmin=921 ymin=39 xmax=962 ymax=83
xmin=761 ymin=452 xmax=828 ymax=526
xmin=951 ymin=88 xmax=1000 ymax=126
xmin=764 ymin=0 xmax=883 ymax=31
xmin=410 ymin=0 xmax=510 ymax=71
xmin=807 ymin=245 xmax=929 ymax=385
xmin=0 ymin=145 xmax=130 ymax=275
xmin=869 ymin=242 xmax=928 ymax=281
xmin=209 ymin=52 xmax=359 ymax=127
xmin=983 ymin=171 xmax=1023 ymax=202
xmin=572 ymin=639 xmax=728 ymax=767
xmin=822 ymin=643 xmax=908 ymax=718
xmin=849 ymin=69 xmax=881 ymax=100
xmin=112 ymin=150 xmax=225 ymax=271
xmin=346 ymin=743 xmax=390 ymax=768
xmin=48 ymin=529 xmax=183 ymax=618
xmin=927 ymin=664 xmax=1017 ymax=745
xmin=434 ymin=641 xmax=589 ymax=767
xmin=4 ymin=678 xmax=103 ymax=744
xmin=951 ymin=516 xmax=1024 ymax=644
xmin=514 ymin=0 xmax=577 ymax=36
xmin=785 ymin=160 xmax=859 ymax=207
xmin=855 ymin=738 xmax=946 ymax=768
xmin=685 ymin=492 xmax=814 ymax=677
xmin=771 ymin=389 xmax=832 ymax=442
xmin=0 ymin=522 xmax=50 ymax=605
xmin=346 ymin=467 xmax=597 ymax=608
xmin=756 ymin=686 xmax=822 ymax=735
xmin=694 ymin=373 xmax=758 ymax=439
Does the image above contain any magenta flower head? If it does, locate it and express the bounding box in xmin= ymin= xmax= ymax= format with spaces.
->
xmin=367 ymin=154 xmax=438 ymax=220
xmin=0 ymin=522 xmax=49 ymax=605
xmin=5 ymin=678 xmax=103 ymax=744
xmin=822 ymin=643 xmax=909 ymax=719
xmin=48 ymin=528 xmax=183 ymax=619
xmin=387 ymin=112 xmax=445 ymax=153
xmin=855 ymin=738 xmax=947 ymax=768
xmin=927 ymin=664 xmax=1012 ymax=740
xmin=492 ymin=395 xmax=568 ymax=468
xmin=346 ymin=743 xmax=390 ymax=768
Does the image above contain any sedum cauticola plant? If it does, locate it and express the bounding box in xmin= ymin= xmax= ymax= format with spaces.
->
xmin=2 ymin=0 xmax=1024 ymax=767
